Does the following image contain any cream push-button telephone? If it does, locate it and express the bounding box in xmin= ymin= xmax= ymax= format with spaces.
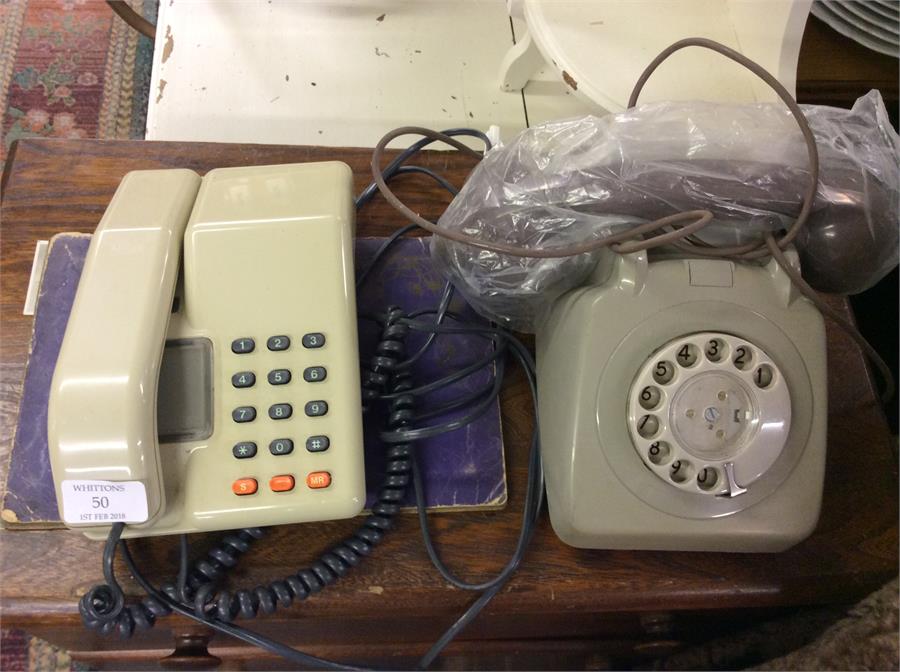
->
xmin=536 ymin=249 xmax=827 ymax=552
xmin=48 ymin=163 xmax=365 ymax=539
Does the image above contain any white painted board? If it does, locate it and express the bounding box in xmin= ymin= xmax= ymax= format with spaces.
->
xmin=147 ymin=0 xmax=531 ymax=147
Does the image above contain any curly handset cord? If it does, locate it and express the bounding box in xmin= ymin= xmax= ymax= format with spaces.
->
xmin=369 ymin=38 xmax=894 ymax=403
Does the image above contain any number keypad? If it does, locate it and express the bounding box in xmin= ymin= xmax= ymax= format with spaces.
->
xmin=227 ymin=331 xmax=338 ymax=498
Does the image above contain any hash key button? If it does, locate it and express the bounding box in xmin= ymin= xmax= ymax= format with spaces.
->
xmin=302 ymin=333 xmax=325 ymax=348
xmin=232 ymin=406 xmax=256 ymax=423
xmin=306 ymin=435 xmax=330 ymax=452
xmin=305 ymin=400 xmax=328 ymax=417
xmin=232 ymin=442 xmax=257 ymax=459
xmin=231 ymin=338 xmax=255 ymax=354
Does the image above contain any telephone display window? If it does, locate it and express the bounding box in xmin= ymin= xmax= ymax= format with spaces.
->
xmin=157 ymin=338 xmax=213 ymax=443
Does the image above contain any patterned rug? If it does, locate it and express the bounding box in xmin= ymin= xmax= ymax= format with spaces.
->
xmin=0 ymin=0 xmax=156 ymax=162
xmin=0 ymin=0 xmax=155 ymax=669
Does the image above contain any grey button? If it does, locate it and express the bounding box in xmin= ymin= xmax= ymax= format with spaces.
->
xmin=302 ymin=333 xmax=325 ymax=348
xmin=232 ymin=371 xmax=256 ymax=388
xmin=232 ymin=406 xmax=256 ymax=423
xmin=231 ymin=338 xmax=255 ymax=354
xmin=267 ymin=335 xmax=291 ymax=351
xmin=268 ymin=369 xmax=292 ymax=385
xmin=232 ymin=442 xmax=257 ymax=459
xmin=269 ymin=438 xmax=294 ymax=455
xmin=304 ymin=400 xmax=328 ymax=417
xmin=269 ymin=403 xmax=293 ymax=420
xmin=303 ymin=366 xmax=327 ymax=382
xmin=306 ymin=435 xmax=330 ymax=452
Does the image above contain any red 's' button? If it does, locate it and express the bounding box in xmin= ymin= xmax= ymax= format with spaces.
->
xmin=232 ymin=478 xmax=258 ymax=496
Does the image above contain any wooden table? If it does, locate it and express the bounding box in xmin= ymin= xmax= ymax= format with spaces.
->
xmin=1 ymin=139 xmax=897 ymax=670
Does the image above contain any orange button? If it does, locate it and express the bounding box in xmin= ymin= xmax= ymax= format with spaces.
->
xmin=306 ymin=471 xmax=331 ymax=489
xmin=232 ymin=478 xmax=258 ymax=496
xmin=269 ymin=475 xmax=295 ymax=492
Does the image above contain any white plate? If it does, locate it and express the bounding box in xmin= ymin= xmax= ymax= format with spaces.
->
xmin=840 ymin=0 xmax=899 ymax=35
xmin=866 ymin=0 xmax=900 ymax=22
xmin=872 ymin=0 xmax=900 ymax=16
xmin=812 ymin=2 xmax=898 ymax=56
xmin=824 ymin=0 xmax=899 ymax=42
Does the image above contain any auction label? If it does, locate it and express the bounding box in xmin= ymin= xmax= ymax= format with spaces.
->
xmin=60 ymin=480 xmax=149 ymax=524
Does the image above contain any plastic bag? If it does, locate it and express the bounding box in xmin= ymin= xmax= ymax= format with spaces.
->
xmin=431 ymin=91 xmax=899 ymax=331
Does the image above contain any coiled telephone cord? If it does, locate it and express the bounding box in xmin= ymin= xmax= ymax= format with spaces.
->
xmin=79 ymin=306 xmax=415 ymax=642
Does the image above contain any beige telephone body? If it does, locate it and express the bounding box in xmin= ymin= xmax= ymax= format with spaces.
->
xmin=48 ymin=163 xmax=365 ymax=539
xmin=536 ymin=250 xmax=827 ymax=552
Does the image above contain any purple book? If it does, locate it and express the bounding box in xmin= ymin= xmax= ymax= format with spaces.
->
xmin=1 ymin=235 xmax=506 ymax=528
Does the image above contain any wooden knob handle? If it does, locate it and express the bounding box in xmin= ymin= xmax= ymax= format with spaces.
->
xmin=159 ymin=633 xmax=221 ymax=670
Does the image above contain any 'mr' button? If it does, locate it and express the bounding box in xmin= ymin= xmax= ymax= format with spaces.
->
xmin=306 ymin=471 xmax=331 ymax=489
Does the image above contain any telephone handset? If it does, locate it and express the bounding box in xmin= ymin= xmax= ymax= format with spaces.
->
xmin=536 ymin=249 xmax=827 ymax=552
xmin=48 ymin=163 xmax=365 ymax=538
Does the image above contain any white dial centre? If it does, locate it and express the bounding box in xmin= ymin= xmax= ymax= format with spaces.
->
xmin=670 ymin=371 xmax=758 ymax=461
